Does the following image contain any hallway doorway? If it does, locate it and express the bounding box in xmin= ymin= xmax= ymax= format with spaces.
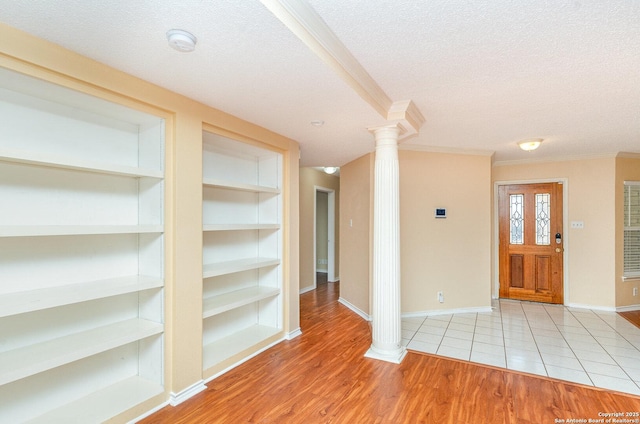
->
xmin=314 ymin=186 xmax=336 ymax=287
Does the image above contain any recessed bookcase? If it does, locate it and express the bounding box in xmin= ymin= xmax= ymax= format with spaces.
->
xmin=202 ymin=131 xmax=283 ymax=377
xmin=0 ymin=67 xmax=165 ymax=423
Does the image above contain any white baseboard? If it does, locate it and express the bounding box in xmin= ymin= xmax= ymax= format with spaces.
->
xmin=617 ymin=304 xmax=640 ymax=312
xmin=286 ymin=327 xmax=303 ymax=340
xmin=299 ymin=285 xmax=315 ymax=294
xmin=316 ymin=267 xmax=328 ymax=272
xmin=338 ymin=297 xmax=371 ymax=321
xmin=169 ymin=380 xmax=207 ymax=406
xmin=402 ymin=306 xmax=492 ymax=319
xmin=565 ymin=303 xmax=617 ymax=312
xmin=204 ymin=337 xmax=284 ymax=384
xmin=328 ymin=275 xmax=340 ymax=282
xmin=129 ymin=400 xmax=170 ymax=423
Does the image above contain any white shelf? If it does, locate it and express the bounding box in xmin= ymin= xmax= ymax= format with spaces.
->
xmin=0 ymin=147 xmax=163 ymax=178
xmin=203 ymin=325 xmax=281 ymax=371
xmin=203 ymin=224 xmax=280 ymax=232
xmin=203 ymin=257 xmax=280 ymax=278
xmin=203 ymin=177 xmax=280 ymax=193
xmin=202 ymin=131 xmax=282 ymax=376
xmin=25 ymin=376 xmax=164 ymax=424
xmin=0 ymin=225 xmax=163 ymax=237
xmin=0 ymin=318 xmax=163 ymax=386
xmin=0 ymin=275 xmax=163 ymax=318
xmin=203 ymin=286 xmax=280 ymax=318
xmin=0 ymin=66 xmax=165 ymax=422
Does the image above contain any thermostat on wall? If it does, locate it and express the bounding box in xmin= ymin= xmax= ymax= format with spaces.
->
xmin=435 ymin=208 xmax=447 ymax=218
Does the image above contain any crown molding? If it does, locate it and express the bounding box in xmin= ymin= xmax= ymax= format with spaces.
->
xmin=399 ymin=143 xmax=494 ymax=157
xmin=492 ymin=152 xmax=621 ymax=167
xmin=616 ymin=151 xmax=640 ymax=159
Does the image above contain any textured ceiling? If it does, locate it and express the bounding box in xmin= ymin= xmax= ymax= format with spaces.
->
xmin=0 ymin=0 xmax=638 ymax=167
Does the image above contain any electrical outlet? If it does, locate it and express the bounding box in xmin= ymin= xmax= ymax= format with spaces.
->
xmin=634 ymin=287 xmax=638 ymax=297
xmin=437 ymin=291 xmax=444 ymax=303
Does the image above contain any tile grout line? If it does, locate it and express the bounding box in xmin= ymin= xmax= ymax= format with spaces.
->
xmin=545 ymin=304 xmax=594 ymax=387
xmin=469 ymin=311 xmax=479 ymax=362
xmin=498 ymin=299 xmax=509 ymax=370
xmin=517 ymin=301 xmax=548 ymax=377
xmin=576 ymin=309 xmax=640 ymax=391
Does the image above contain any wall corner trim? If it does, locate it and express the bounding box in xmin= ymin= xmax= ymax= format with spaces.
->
xmin=286 ymin=328 xmax=303 ymax=340
xmin=169 ymin=380 xmax=207 ymax=406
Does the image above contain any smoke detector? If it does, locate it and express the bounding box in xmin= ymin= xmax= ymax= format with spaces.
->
xmin=167 ymin=29 xmax=197 ymax=52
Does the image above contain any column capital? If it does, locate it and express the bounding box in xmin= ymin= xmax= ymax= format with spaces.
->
xmin=368 ymin=124 xmax=402 ymax=147
xmin=368 ymin=100 xmax=425 ymax=143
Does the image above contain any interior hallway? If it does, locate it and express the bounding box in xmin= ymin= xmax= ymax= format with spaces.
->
xmin=141 ymin=282 xmax=640 ymax=423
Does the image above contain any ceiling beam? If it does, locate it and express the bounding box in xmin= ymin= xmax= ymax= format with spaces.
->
xmin=260 ymin=0 xmax=395 ymax=120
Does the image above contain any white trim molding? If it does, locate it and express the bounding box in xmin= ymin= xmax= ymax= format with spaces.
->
xmin=338 ymin=297 xmax=371 ymax=321
xmin=286 ymin=328 xmax=303 ymax=340
xmin=492 ymin=152 xmax=619 ymax=167
xmin=402 ymin=306 xmax=493 ymax=319
xmin=616 ymin=304 xmax=640 ymax=313
xmin=399 ymin=143 xmax=494 ymax=157
xmin=169 ymin=380 xmax=207 ymax=406
xmin=260 ymin=0 xmax=391 ymax=117
xmin=259 ymin=0 xmax=424 ymax=137
xmin=204 ymin=337 xmax=284 ymax=384
xmin=129 ymin=401 xmax=170 ymax=423
xmin=299 ymin=285 xmax=315 ymax=294
xmin=565 ymin=303 xmax=617 ymax=312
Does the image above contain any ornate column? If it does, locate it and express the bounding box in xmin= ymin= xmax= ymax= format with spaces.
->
xmin=365 ymin=124 xmax=407 ymax=364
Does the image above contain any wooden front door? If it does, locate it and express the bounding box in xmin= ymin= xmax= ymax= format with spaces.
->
xmin=498 ymin=183 xmax=564 ymax=304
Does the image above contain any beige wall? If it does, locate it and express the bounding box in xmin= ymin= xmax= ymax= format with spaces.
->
xmin=615 ymin=155 xmax=640 ymax=307
xmin=339 ymin=150 xmax=493 ymax=316
xmin=299 ymin=167 xmax=340 ymax=292
xmin=400 ymin=150 xmax=492 ymax=313
xmin=493 ymin=157 xmax=617 ymax=308
xmin=339 ymin=154 xmax=373 ymax=316
xmin=0 ymin=23 xmax=300 ymax=421
xmin=343 ymin=151 xmax=633 ymax=313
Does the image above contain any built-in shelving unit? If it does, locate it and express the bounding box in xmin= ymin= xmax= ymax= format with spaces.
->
xmin=0 ymin=67 xmax=165 ymax=423
xmin=202 ymin=131 xmax=283 ymax=376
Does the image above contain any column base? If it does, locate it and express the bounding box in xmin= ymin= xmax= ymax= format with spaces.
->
xmin=364 ymin=345 xmax=407 ymax=364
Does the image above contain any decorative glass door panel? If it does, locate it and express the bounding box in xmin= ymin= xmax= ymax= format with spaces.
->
xmin=499 ymin=183 xmax=564 ymax=304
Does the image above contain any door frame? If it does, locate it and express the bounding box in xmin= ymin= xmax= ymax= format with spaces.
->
xmin=314 ymin=185 xmax=336 ymax=287
xmin=493 ymin=178 xmax=570 ymax=304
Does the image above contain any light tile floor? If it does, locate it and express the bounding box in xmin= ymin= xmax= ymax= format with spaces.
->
xmin=402 ymin=299 xmax=640 ymax=396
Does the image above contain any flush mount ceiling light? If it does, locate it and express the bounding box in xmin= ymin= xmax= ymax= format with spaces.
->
xmin=518 ymin=138 xmax=543 ymax=152
xmin=310 ymin=120 xmax=325 ymax=127
xmin=166 ymin=29 xmax=197 ymax=52
xmin=324 ymin=166 xmax=338 ymax=174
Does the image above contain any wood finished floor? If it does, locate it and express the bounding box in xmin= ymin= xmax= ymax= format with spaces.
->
xmin=141 ymin=282 xmax=640 ymax=423
xmin=620 ymin=310 xmax=640 ymax=329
